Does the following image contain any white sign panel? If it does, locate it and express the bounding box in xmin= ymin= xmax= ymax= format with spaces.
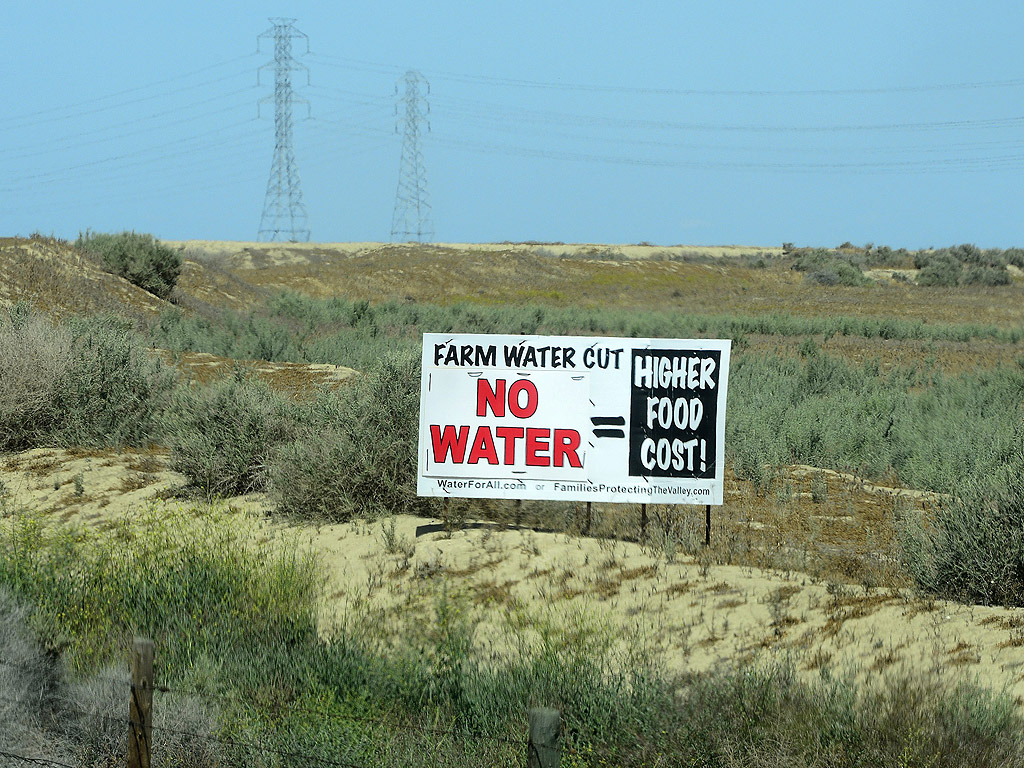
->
xmin=417 ymin=333 xmax=731 ymax=505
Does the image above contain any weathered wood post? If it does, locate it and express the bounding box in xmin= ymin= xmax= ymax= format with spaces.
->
xmin=583 ymin=502 xmax=592 ymax=536
xmin=128 ymin=636 xmax=154 ymax=768
xmin=704 ymin=503 xmax=712 ymax=547
xmin=527 ymin=707 xmax=561 ymax=768
xmin=640 ymin=503 xmax=648 ymax=540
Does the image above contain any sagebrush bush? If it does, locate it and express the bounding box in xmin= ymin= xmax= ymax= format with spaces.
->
xmin=790 ymin=248 xmax=869 ymax=286
xmin=0 ymin=308 xmax=74 ymax=449
xmin=271 ymin=349 xmax=434 ymax=521
xmin=804 ymin=261 xmax=867 ymax=286
xmin=1004 ymin=248 xmax=1024 ymax=269
xmin=962 ymin=265 xmax=1011 ymax=287
xmin=0 ymin=307 xmax=175 ymax=450
xmin=898 ymin=436 xmax=1024 ymax=605
xmin=76 ymin=230 xmax=182 ymax=299
xmin=168 ymin=371 xmax=300 ymax=496
xmin=916 ymin=251 xmax=963 ymax=286
xmin=914 ymin=245 xmax=1012 ymax=287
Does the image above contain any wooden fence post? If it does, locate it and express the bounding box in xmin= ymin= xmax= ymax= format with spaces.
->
xmin=128 ymin=636 xmax=154 ymax=768
xmin=527 ymin=707 xmax=561 ymax=768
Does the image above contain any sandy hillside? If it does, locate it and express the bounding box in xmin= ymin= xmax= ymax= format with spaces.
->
xmin=4 ymin=447 xmax=1023 ymax=707
xmin=0 ymin=236 xmax=170 ymax=318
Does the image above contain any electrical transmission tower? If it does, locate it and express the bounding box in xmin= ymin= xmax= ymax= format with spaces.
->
xmin=390 ymin=70 xmax=434 ymax=243
xmin=257 ymin=18 xmax=311 ymax=243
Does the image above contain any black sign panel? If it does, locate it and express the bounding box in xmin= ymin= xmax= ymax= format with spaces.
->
xmin=628 ymin=349 xmax=721 ymax=479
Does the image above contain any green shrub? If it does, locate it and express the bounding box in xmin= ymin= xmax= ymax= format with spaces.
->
xmin=915 ymin=245 xmax=1010 ymax=287
xmin=1004 ymin=248 xmax=1024 ymax=269
xmin=917 ymin=252 xmax=963 ymax=286
xmin=0 ymin=307 xmax=175 ymax=451
xmin=804 ymin=261 xmax=868 ymax=286
xmin=268 ymin=394 xmax=352 ymax=520
xmin=950 ymin=243 xmax=986 ymax=265
xmin=168 ymin=372 xmax=300 ymax=496
xmin=962 ymin=265 xmax=1011 ymax=287
xmin=76 ymin=230 xmax=182 ymax=299
xmin=271 ymin=349 xmax=434 ymax=521
xmin=898 ymin=437 xmax=1024 ymax=606
xmin=790 ymin=249 xmax=868 ymax=286
xmin=868 ymin=244 xmax=900 ymax=267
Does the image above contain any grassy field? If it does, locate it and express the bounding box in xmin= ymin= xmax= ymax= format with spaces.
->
xmin=1 ymin=235 xmax=1023 ymax=766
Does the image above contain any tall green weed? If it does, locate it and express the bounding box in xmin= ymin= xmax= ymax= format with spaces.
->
xmin=0 ymin=502 xmax=321 ymax=678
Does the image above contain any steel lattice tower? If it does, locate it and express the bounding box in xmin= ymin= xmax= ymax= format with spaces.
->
xmin=390 ymin=70 xmax=434 ymax=243
xmin=257 ymin=18 xmax=310 ymax=243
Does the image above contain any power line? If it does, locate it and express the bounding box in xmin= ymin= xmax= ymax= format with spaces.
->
xmin=391 ymin=70 xmax=434 ymax=242
xmin=0 ymin=53 xmax=258 ymax=128
xmin=4 ymin=114 xmax=260 ymax=186
xmin=427 ymin=133 xmax=1024 ymax=174
xmin=307 ymin=51 xmax=1024 ymax=97
xmin=257 ymin=17 xmax=311 ymax=243
xmin=428 ymin=106 xmax=1024 ymax=158
xmin=0 ymin=67 xmax=257 ymax=134
xmin=428 ymin=91 xmax=1024 ymax=134
xmin=6 ymin=134 xmax=392 ymax=219
xmin=6 ymin=106 xmax=257 ymax=163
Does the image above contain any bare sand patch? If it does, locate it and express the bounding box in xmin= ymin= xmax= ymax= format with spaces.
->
xmin=153 ymin=348 xmax=357 ymax=394
xmin=0 ymin=447 xmax=185 ymax=524
xmin=310 ymin=513 xmax=1024 ymax=704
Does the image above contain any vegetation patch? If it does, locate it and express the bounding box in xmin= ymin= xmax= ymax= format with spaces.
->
xmin=898 ymin=436 xmax=1024 ymax=606
xmin=76 ymin=230 xmax=183 ymax=299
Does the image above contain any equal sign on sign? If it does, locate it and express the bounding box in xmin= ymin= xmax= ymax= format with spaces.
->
xmin=591 ymin=416 xmax=625 ymax=438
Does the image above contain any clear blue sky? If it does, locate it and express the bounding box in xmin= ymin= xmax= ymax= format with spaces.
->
xmin=3 ymin=1 xmax=1024 ymax=248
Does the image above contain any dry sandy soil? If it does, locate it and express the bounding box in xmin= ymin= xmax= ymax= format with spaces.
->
xmin=154 ymin=349 xmax=357 ymax=394
xmin=4 ymin=447 xmax=1023 ymax=707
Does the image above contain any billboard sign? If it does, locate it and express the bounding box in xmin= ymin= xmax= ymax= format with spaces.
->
xmin=417 ymin=333 xmax=730 ymax=504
